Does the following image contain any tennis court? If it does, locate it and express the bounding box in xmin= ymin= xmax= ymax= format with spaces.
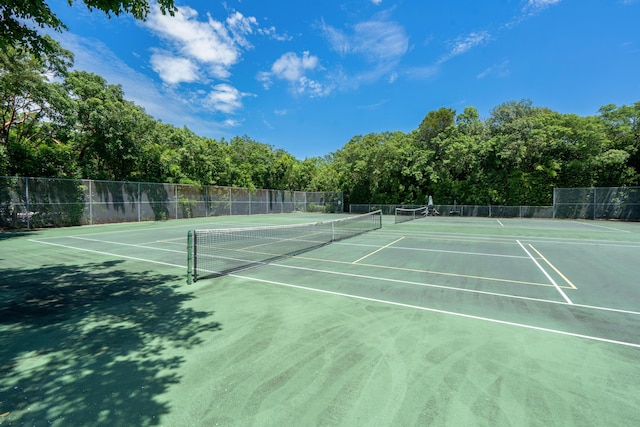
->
xmin=1 ymin=213 xmax=640 ymax=425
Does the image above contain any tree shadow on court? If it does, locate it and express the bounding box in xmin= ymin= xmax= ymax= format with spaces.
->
xmin=0 ymin=260 xmax=221 ymax=425
xmin=0 ymin=230 xmax=37 ymax=241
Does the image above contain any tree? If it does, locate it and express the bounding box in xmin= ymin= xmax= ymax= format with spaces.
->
xmin=0 ymin=0 xmax=177 ymax=58
xmin=330 ymin=132 xmax=414 ymax=205
xmin=270 ymin=150 xmax=299 ymax=191
xmin=456 ymin=106 xmax=484 ymax=137
xmin=0 ymin=36 xmax=75 ymax=176
xmin=62 ymin=71 xmax=154 ymax=180
xmin=417 ymin=107 xmax=456 ymax=145
xmin=223 ymin=135 xmax=276 ymax=189
xmin=598 ymin=103 xmax=640 ymax=184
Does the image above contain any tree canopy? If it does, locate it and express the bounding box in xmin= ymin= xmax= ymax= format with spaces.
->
xmin=0 ymin=0 xmax=177 ymax=57
xmin=1 ymin=37 xmax=639 ymax=207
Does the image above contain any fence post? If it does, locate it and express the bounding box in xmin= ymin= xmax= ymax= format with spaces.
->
xmin=89 ymin=179 xmax=93 ymax=225
xmin=174 ymin=184 xmax=178 ymax=219
xmin=25 ymin=177 xmax=30 ymax=229
xmin=593 ymin=187 xmax=597 ymax=220
xmin=205 ymin=185 xmax=209 ymax=217
xmin=137 ymin=182 xmax=141 ymax=222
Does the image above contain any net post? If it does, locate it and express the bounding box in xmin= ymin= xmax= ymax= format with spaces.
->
xmin=187 ymin=230 xmax=194 ymax=285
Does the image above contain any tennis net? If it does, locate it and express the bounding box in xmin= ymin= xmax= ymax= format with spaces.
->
xmin=394 ymin=206 xmax=427 ymax=224
xmin=187 ymin=210 xmax=382 ymax=283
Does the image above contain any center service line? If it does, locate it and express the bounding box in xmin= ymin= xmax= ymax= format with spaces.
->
xmin=517 ymin=240 xmax=573 ymax=305
xmin=352 ymin=236 xmax=405 ymax=264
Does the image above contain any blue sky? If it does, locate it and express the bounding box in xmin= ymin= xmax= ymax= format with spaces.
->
xmin=47 ymin=0 xmax=640 ymax=159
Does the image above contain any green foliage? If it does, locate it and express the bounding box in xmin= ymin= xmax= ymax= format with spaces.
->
xmin=1 ymin=35 xmax=639 ymax=207
xmin=0 ymin=0 xmax=176 ymax=58
xmin=418 ymin=107 xmax=456 ymax=144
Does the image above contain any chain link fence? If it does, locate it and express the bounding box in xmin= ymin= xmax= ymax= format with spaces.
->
xmin=0 ymin=176 xmax=344 ymax=229
xmin=352 ymin=188 xmax=640 ymax=221
xmin=553 ymin=187 xmax=640 ymax=220
xmin=349 ymin=204 xmax=554 ymax=218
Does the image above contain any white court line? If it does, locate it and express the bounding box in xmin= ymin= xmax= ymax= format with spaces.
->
xmin=372 ymin=229 xmax=640 ymax=247
xmin=264 ymin=263 xmax=640 ymax=316
xmin=269 ymin=263 xmax=566 ymax=304
xmin=335 ymin=241 xmax=531 ymax=260
xmin=517 ymin=240 xmax=573 ymax=305
xmin=231 ymin=274 xmax=640 ymax=349
xmin=571 ymin=220 xmax=631 ymax=233
xmin=496 ymin=219 xmax=504 ymax=227
xmin=67 ymin=236 xmax=185 ymax=253
xmin=389 ymin=245 xmax=529 ymax=259
xmin=528 ymin=244 xmax=577 ymax=289
xmin=30 ymin=237 xmax=640 ymax=348
xmin=353 ymin=237 xmax=404 ymax=264
xmin=29 ymin=239 xmax=185 ymax=270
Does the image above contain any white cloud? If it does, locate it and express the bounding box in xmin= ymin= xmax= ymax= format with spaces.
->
xmin=477 ymin=60 xmax=511 ymax=79
xmin=206 ymin=84 xmax=245 ymax=114
xmin=150 ymin=53 xmax=199 ymax=84
xmin=142 ymin=5 xmax=291 ymax=119
xmin=145 ymin=6 xmax=245 ymax=79
xmin=505 ymin=0 xmax=562 ymax=28
xmin=259 ymin=51 xmax=330 ymax=97
xmin=322 ymin=18 xmax=408 ymax=64
xmin=272 ymin=51 xmax=318 ymax=80
xmin=298 ymin=76 xmax=326 ymax=97
xmin=257 ymin=25 xmax=291 ymax=41
xmin=320 ymin=15 xmax=408 ymax=87
xmin=353 ymin=20 xmax=409 ymax=61
xmin=144 ymin=5 xmax=288 ymax=86
xmin=371 ymin=0 xmax=383 ymax=4
xmin=225 ymin=11 xmax=258 ymax=48
xmin=523 ymin=0 xmax=561 ymax=14
xmin=438 ymin=31 xmax=491 ymax=64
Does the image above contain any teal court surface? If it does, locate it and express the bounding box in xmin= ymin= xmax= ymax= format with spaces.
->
xmin=1 ymin=213 xmax=640 ymax=426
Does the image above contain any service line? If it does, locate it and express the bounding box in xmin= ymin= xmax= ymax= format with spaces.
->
xmin=517 ymin=240 xmax=573 ymax=304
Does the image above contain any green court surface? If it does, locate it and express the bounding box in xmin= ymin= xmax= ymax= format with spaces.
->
xmin=1 ymin=214 xmax=640 ymax=426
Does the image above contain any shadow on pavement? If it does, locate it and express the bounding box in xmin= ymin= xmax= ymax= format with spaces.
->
xmin=0 ymin=260 xmax=221 ymax=425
